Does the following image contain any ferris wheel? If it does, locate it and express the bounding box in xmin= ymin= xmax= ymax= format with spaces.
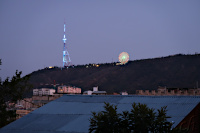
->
xmin=119 ymin=52 xmax=129 ymax=64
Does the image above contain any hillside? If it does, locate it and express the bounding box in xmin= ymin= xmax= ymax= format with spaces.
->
xmin=28 ymin=54 xmax=200 ymax=94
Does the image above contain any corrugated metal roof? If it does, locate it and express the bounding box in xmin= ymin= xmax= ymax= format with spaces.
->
xmin=1 ymin=95 xmax=200 ymax=133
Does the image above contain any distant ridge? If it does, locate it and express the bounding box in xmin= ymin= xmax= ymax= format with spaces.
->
xmin=28 ymin=54 xmax=200 ymax=94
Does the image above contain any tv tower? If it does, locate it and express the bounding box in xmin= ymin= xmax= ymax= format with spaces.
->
xmin=62 ymin=21 xmax=71 ymax=67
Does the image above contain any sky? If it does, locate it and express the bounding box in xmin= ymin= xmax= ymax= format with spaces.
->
xmin=0 ymin=0 xmax=200 ymax=80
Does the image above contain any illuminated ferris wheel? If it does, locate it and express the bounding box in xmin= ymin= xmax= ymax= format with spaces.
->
xmin=119 ymin=52 xmax=129 ymax=64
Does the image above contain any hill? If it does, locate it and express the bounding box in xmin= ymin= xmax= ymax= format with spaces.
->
xmin=28 ymin=54 xmax=200 ymax=94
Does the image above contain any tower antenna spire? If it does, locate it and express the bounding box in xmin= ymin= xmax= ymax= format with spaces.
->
xmin=62 ymin=20 xmax=71 ymax=67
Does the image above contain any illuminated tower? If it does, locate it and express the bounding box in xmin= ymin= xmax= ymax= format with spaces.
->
xmin=62 ymin=22 xmax=71 ymax=67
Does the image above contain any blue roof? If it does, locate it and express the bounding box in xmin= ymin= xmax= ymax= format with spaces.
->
xmin=1 ymin=95 xmax=200 ymax=133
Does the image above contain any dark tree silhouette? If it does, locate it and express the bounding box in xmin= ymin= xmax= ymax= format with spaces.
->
xmin=89 ymin=102 xmax=188 ymax=133
xmin=0 ymin=60 xmax=31 ymax=128
xmin=89 ymin=103 xmax=120 ymax=133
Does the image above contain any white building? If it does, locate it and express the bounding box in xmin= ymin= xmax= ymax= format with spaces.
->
xmin=57 ymin=86 xmax=81 ymax=94
xmin=33 ymin=89 xmax=39 ymax=96
xmin=83 ymin=87 xmax=107 ymax=95
xmin=120 ymin=91 xmax=128 ymax=95
xmin=33 ymin=88 xmax=55 ymax=96
xmin=83 ymin=90 xmax=93 ymax=95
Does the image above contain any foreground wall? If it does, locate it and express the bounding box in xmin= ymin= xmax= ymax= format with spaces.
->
xmin=177 ymin=103 xmax=200 ymax=133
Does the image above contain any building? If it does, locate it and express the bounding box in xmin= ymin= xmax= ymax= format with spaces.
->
xmin=83 ymin=90 xmax=93 ymax=95
xmin=1 ymin=95 xmax=199 ymax=133
xmin=120 ymin=91 xmax=128 ymax=95
xmin=83 ymin=86 xmax=107 ymax=95
xmin=15 ymin=98 xmax=33 ymax=109
xmin=16 ymin=110 xmax=32 ymax=119
xmin=15 ymin=98 xmax=34 ymax=119
xmin=15 ymin=89 xmax=62 ymax=119
xmin=31 ymin=94 xmax=62 ymax=108
xmin=136 ymin=87 xmax=200 ymax=96
xmin=57 ymin=85 xmax=81 ymax=94
xmin=33 ymin=88 xmax=55 ymax=96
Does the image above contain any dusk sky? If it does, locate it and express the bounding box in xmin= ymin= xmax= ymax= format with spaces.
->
xmin=0 ymin=0 xmax=200 ymax=80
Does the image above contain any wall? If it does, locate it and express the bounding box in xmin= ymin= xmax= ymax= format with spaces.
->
xmin=176 ymin=103 xmax=200 ymax=133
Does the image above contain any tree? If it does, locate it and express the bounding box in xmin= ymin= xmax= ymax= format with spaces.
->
xmin=89 ymin=102 xmax=187 ymax=133
xmin=89 ymin=103 xmax=120 ymax=133
xmin=0 ymin=59 xmax=31 ymax=128
xmin=129 ymin=103 xmax=157 ymax=133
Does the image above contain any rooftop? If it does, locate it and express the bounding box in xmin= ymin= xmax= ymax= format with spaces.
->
xmin=1 ymin=95 xmax=200 ymax=133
